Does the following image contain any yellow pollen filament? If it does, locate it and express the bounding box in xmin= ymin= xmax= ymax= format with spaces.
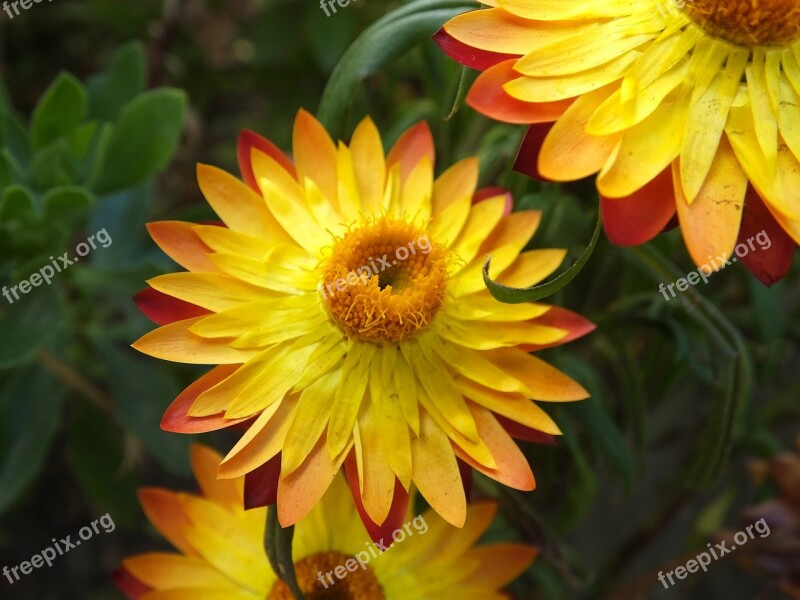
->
xmin=267 ymin=551 xmax=385 ymax=600
xmin=320 ymin=217 xmax=447 ymax=344
xmin=682 ymin=0 xmax=800 ymax=46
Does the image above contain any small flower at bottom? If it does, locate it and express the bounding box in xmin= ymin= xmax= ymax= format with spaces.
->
xmin=132 ymin=109 xmax=594 ymax=538
xmin=436 ymin=0 xmax=800 ymax=285
xmin=114 ymin=445 xmax=537 ymax=600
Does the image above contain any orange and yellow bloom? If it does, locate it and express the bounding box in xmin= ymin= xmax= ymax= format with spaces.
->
xmin=114 ymin=445 xmax=537 ymax=600
xmin=132 ymin=110 xmax=593 ymax=537
xmin=438 ymin=0 xmax=800 ymax=284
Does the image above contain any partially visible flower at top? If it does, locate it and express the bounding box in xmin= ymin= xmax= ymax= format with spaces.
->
xmin=436 ymin=0 xmax=800 ymax=285
xmin=114 ymin=445 xmax=538 ymax=600
xmin=132 ymin=109 xmax=594 ymax=539
xmin=716 ymin=437 xmax=800 ymax=597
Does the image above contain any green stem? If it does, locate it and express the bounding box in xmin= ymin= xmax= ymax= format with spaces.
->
xmin=265 ymin=505 xmax=305 ymax=600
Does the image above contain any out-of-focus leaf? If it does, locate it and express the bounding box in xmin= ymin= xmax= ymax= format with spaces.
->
xmin=99 ymin=342 xmax=194 ymax=475
xmin=29 ymin=140 xmax=75 ymax=190
xmin=317 ymin=0 xmax=474 ymax=138
xmin=2 ymin=113 xmax=32 ymax=169
xmin=89 ymin=89 xmax=186 ymax=194
xmin=0 ymin=184 xmax=36 ymax=223
xmin=43 ymin=186 xmax=94 ymax=231
xmin=0 ymin=285 xmax=63 ymax=368
xmin=0 ymin=366 xmax=65 ymax=516
xmin=30 ymin=73 xmax=87 ymax=149
xmin=484 ymin=210 xmax=603 ymax=303
xmin=87 ymin=42 xmax=147 ymax=122
xmin=68 ymin=121 xmax=98 ymax=160
xmin=67 ymin=402 xmax=139 ymax=526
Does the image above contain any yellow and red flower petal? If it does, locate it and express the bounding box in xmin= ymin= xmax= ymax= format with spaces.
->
xmin=344 ymin=454 xmax=410 ymax=544
xmin=386 ymin=121 xmax=435 ymax=182
xmin=237 ymin=129 xmax=295 ymax=193
xmin=190 ymin=445 xmax=242 ymax=509
xmin=293 ymin=109 xmax=340 ymax=206
xmin=161 ymin=365 xmax=249 ymax=434
xmin=601 ymin=167 xmax=676 ymax=246
xmin=113 ymin=567 xmax=153 ymax=600
xmin=512 ymin=123 xmax=554 ymax=181
xmin=461 ymin=543 xmax=539 ymax=589
xmin=432 ymin=28 xmax=519 ymax=71
xmin=146 ymin=221 xmax=218 ymax=273
xmin=737 ymin=188 xmax=795 ymax=286
xmin=243 ymin=453 xmax=281 ymax=510
xmin=468 ymin=60 xmax=572 ymax=124
xmin=519 ymin=306 xmax=596 ymax=352
xmin=135 ymin=288 xmax=211 ymax=326
xmin=138 ymin=488 xmax=196 ymax=557
xmin=473 ymin=186 xmax=513 ymax=216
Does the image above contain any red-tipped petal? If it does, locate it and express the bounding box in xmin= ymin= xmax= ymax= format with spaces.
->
xmin=237 ymin=129 xmax=296 ymax=192
xmin=519 ymin=307 xmax=596 ymax=352
xmin=513 ymin=123 xmax=554 ymax=182
xmin=161 ymin=365 xmax=249 ymax=433
xmin=243 ymin=453 xmax=282 ymax=510
xmin=344 ymin=455 xmax=410 ymax=545
xmin=467 ymin=60 xmax=573 ymax=124
xmin=112 ymin=566 xmax=153 ymax=600
xmin=737 ymin=188 xmax=795 ymax=286
xmin=473 ymin=186 xmax=513 ymax=216
xmin=386 ymin=122 xmax=435 ymax=181
xmin=497 ymin=415 xmax=557 ymax=445
xmin=134 ymin=288 xmax=211 ymax=326
xmin=601 ymin=167 xmax=676 ymax=246
xmin=433 ymin=28 xmax=519 ymax=71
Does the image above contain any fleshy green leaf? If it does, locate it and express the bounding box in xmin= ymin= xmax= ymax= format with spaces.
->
xmin=0 ymin=285 xmax=63 ymax=368
xmin=87 ymin=41 xmax=147 ymax=122
xmin=89 ymin=89 xmax=186 ymax=194
xmin=30 ymin=73 xmax=87 ymax=149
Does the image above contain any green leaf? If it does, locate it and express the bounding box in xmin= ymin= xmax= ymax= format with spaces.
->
xmin=87 ymin=41 xmax=147 ymax=122
xmin=3 ymin=112 xmax=32 ymax=170
xmin=0 ymin=366 xmax=65 ymax=516
xmin=484 ymin=210 xmax=603 ymax=303
xmin=67 ymin=402 xmax=139 ymax=526
xmin=99 ymin=342 xmax=194 ymax=475
xmin=29 ymin=139 xmax=75 ymax=190
xmin=266 ymin=505 xmax=305 ymax=600
xmin=30 ymin=73 xmax=87 ymax=149
xmin=0 ymin=184 xmax=36 ymax=223
xmin=317 ymin=0 xmax=474 ymax=138
xmin=90 ymin=89 xmax=186 ymax=194
xmin=0 ymin=285 xmax=63 ymax=368
xmin=42 ymin=186 xmax=94 ymax=231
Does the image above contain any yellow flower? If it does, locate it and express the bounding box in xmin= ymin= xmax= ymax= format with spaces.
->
xmin=132 ymin=110 xmax=593 ymax=533
xmin=438 ymin=0 xmax=800 ymax=284
xmin=114 ymin=445 xmax=537 ymax=600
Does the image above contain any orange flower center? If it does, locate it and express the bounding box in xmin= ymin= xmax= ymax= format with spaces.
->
xmin=682 ymin=0 xmax=800 ymax=46
xmin=320 ymin=217 xmax=447 ymax=344
xmin=267 ymin=551 xmax=385 ymax=600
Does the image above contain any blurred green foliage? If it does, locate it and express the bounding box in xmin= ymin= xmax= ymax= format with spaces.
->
xmin=0 ymin=1 xmax=798 ymax=599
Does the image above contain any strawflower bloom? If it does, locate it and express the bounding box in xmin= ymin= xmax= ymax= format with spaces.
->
xmin=114 ymin=445 xmax=538 ymax=600
xmin=437 ymin=0 xmax=800 ymax=285
xmin=132 ymin=110 xmax=594 ymax=537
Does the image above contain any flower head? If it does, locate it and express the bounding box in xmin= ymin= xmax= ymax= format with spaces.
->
xmin=437 ymin=0 xmax=800 ymax=285
xmin=114 ymin=445 xmax=537 ymax=600
xmin=132 ymin=110 xmax=593 ymax=535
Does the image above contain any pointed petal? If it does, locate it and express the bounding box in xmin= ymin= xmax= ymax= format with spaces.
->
xmin=134 ymin=288 xmax=210 ymax=326
xmin=432 ymin=28 xmax=518 ymax=71
xmin=237 ymin=129 xmax=295 ymax=193
xmin=161 ymin=366 xmax=248 ymax=433
xmin=386 ymin=122 xmax=435 ymax=182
